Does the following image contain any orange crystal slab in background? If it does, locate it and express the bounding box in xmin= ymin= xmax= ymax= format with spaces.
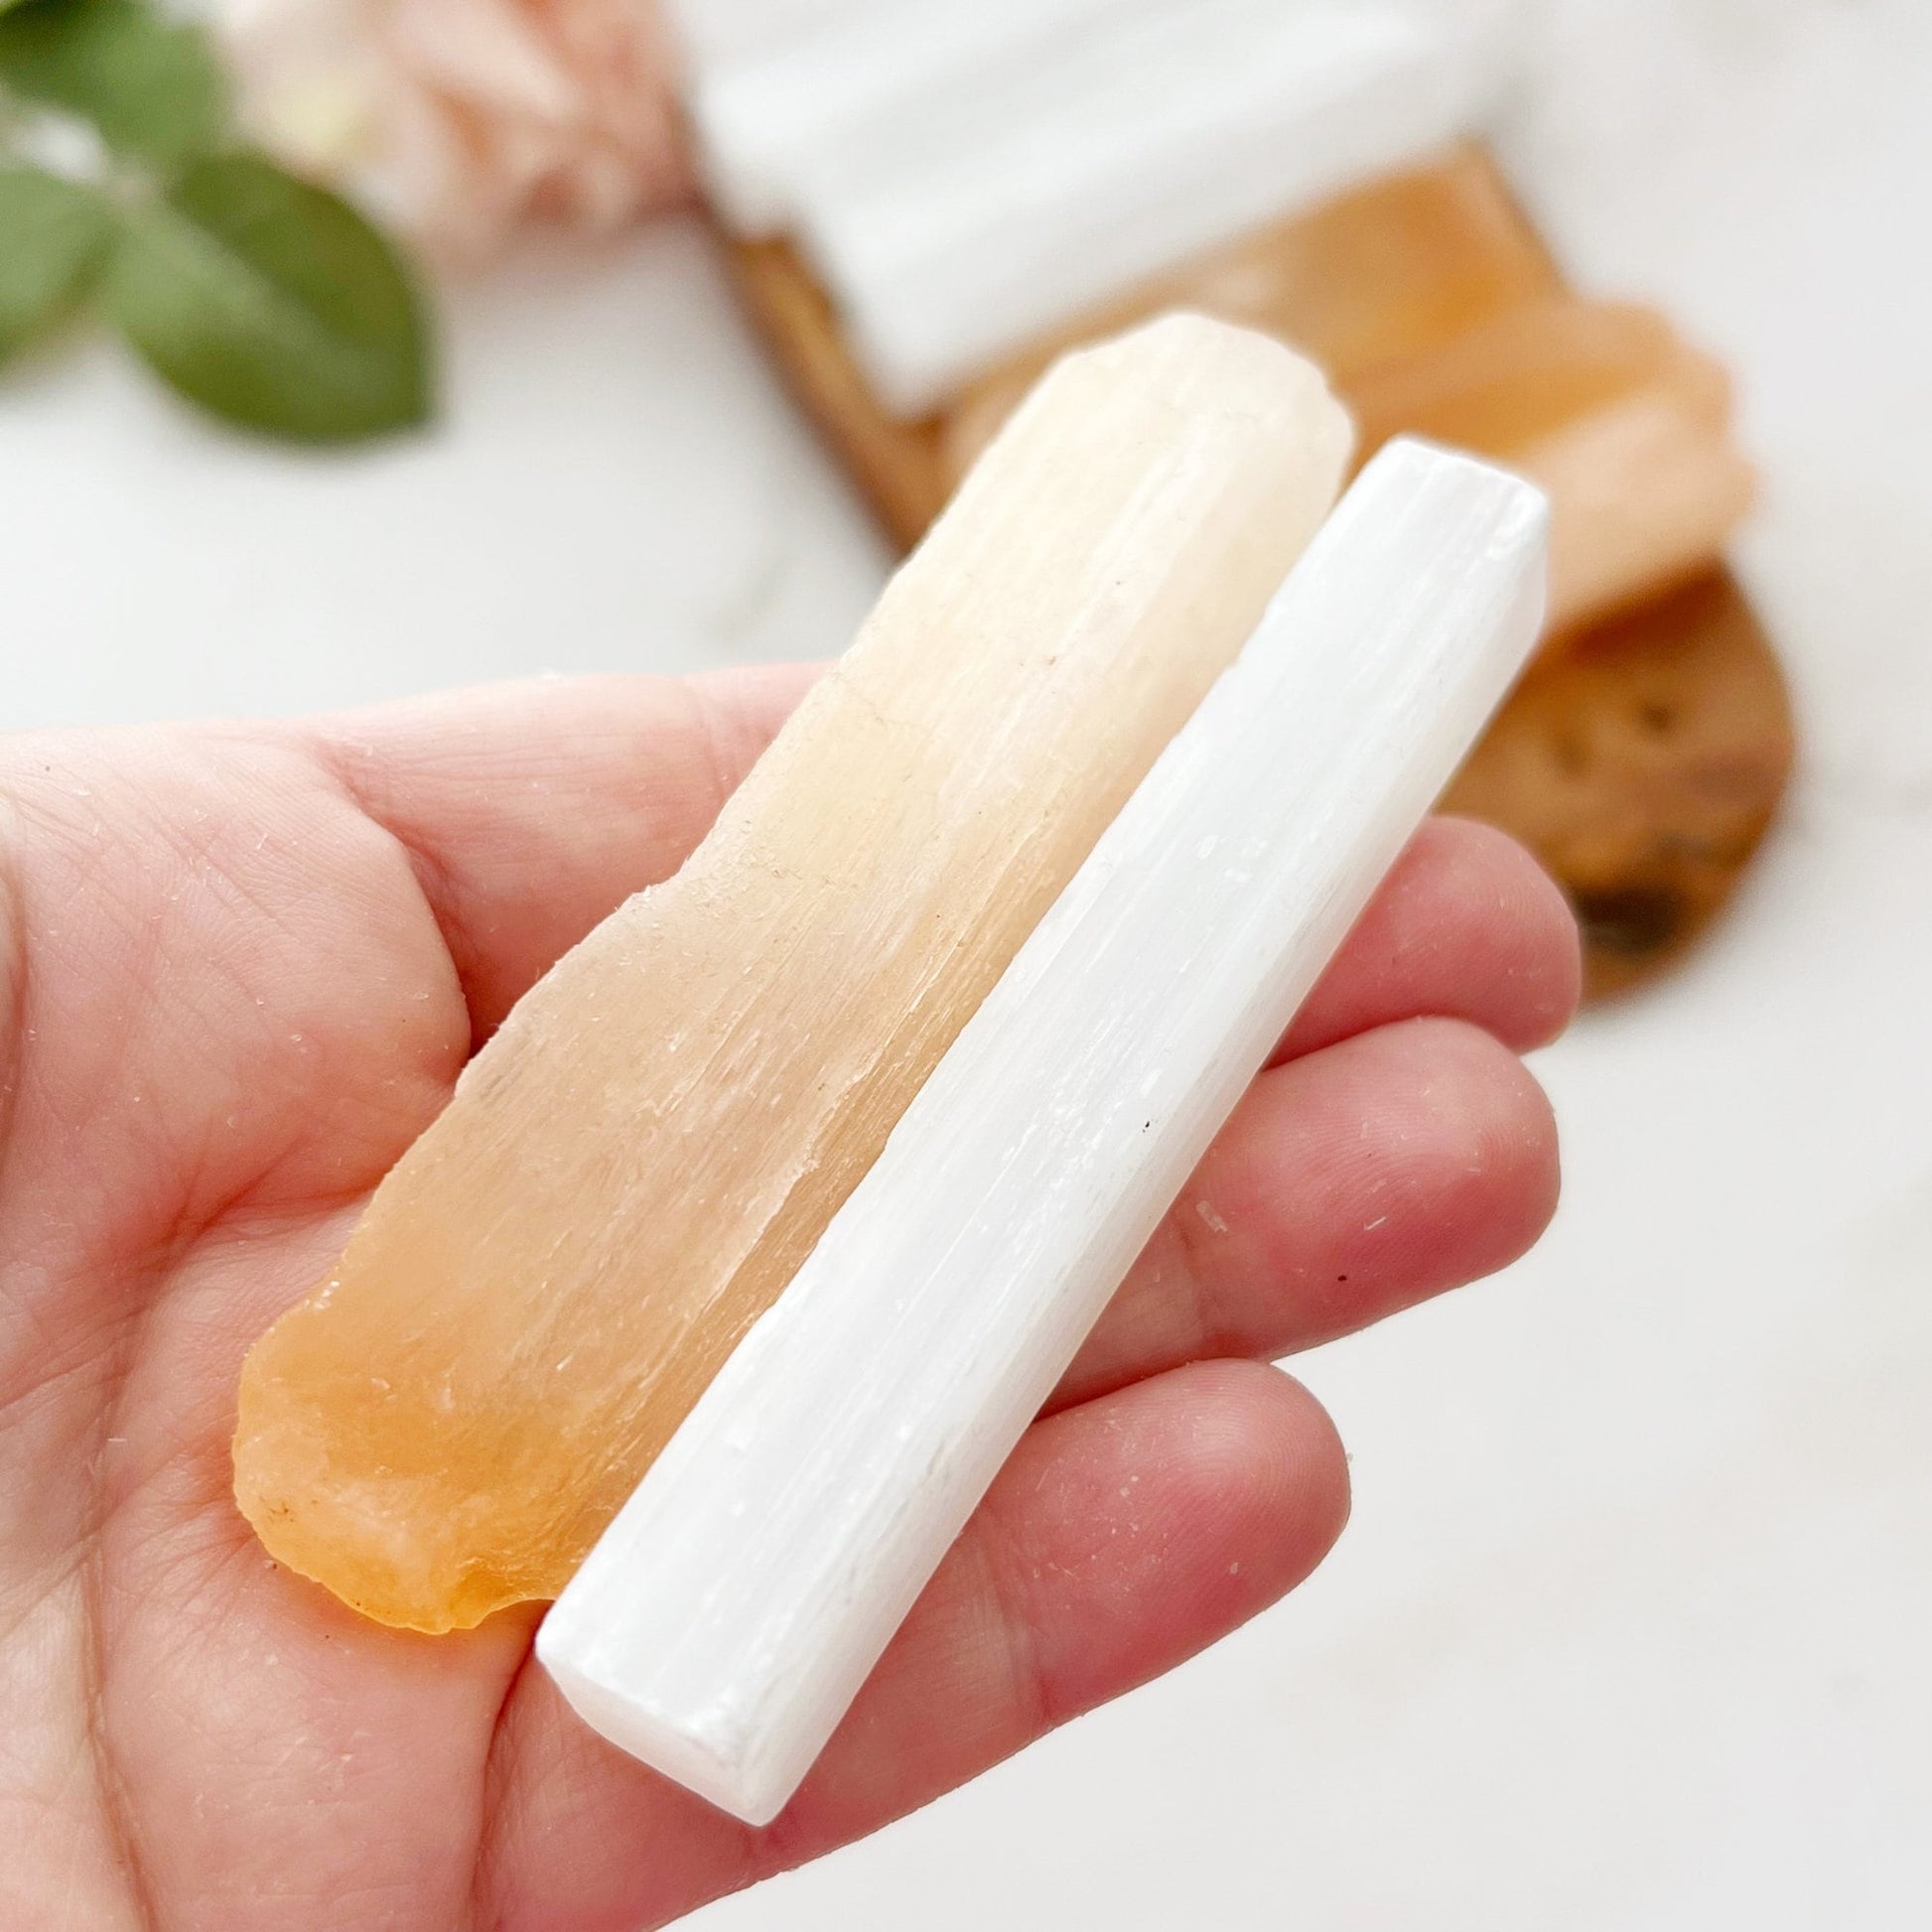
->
xmin=1342 ymin=298 xmax=1724 ymax=458
xmin=231 ymin=316 xmax=1352 ymax=1633
xmin=938 ymin=144 xmax=1563 ymax=488
xmin=1168 ymin=142 xmax=1565 ymax=384
xmin=1342 ymin=297 xmax=1757 ymax=635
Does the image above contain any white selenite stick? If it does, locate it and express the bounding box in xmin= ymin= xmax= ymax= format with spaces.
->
xmin=789 ymin=0 xmax=1496 ymax=412
xmin=538 ymin=439 xmax=1549 ymax=1825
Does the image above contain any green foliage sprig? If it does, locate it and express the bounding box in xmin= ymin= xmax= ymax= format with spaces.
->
xmin=0 ymin=0 xmax=433 ymax=442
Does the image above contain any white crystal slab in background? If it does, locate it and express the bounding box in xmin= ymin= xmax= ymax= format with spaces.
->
xmin=787 ymin=0 xmax=1504 ymax=411
xmin=658 ymin=0 xmax=864 ymax=72
xmin=537 ymin=438 xmax=1549 ymax=1826
xmin=688 ymin=0 xmax=1143 ymax=235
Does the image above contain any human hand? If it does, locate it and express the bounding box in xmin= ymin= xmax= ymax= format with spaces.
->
xmin=0 ymin=668 xmax=1577 ymax=1930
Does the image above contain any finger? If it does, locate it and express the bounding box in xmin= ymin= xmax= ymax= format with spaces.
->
xmin=479 ymin=1361 xmax=1346 ymax=1931
xmin=1055 ymin=1017 xmax=1559 ymax=1410
xmin=304 ymin=665 xmax=819 ymax=1036
xmin=1279 ymin=816 xmax=1581 ymax=1060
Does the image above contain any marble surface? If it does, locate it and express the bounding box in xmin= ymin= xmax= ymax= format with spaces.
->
xmin=0 ymin=222 xmax=891 ymax=732
xmin=5 ymin=0 xmax=1929 ymax=1924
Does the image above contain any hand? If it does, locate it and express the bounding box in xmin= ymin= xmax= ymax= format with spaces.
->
xmin=0 ymin=668 xmax=1577 ymax=1930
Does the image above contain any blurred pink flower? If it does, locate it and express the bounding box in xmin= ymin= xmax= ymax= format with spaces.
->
xmin=215 ymin=0 xmax=696 ymax=262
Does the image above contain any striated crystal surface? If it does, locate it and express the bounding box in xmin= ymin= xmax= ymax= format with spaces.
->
xmin=231 ymin=315 xmax=1352 ymax=1633
xmin=537 ymin=439 xmax=1549 ymax=1825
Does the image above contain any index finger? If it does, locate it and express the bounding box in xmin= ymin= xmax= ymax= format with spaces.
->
xmin=304 ymin=665 xmax=819 ymax=1038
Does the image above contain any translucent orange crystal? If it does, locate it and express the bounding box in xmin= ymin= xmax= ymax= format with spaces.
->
xmin=231 ymin=317 xmax=1352 ymax=1632
xmin=1343 ymin=297 xmax=1755 ymax=633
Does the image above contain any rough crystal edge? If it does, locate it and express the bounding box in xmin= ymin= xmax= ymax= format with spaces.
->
xmin=537 ymin=439 xmax=1550 ymax=1825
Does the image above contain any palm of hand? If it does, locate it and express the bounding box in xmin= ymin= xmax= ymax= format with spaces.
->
xmin=0 ymin=670 xmax=1575 ymax=1932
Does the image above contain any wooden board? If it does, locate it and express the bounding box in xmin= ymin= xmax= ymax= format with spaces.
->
xmin=1444 ymin=569 xmax=1794 ymax=1000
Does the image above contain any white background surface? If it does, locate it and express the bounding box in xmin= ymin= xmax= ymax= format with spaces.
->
xmin=6 ymin=1 xmax=1930 ymax=1924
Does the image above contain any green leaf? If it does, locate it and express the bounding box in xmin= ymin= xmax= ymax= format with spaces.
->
xmin=0 ymin=0 xmax=226 ymax=171
xmin=0 ymin=164 xmax=111 ymax=363
xmin=102 ymin=152 xmax=434 ymax=443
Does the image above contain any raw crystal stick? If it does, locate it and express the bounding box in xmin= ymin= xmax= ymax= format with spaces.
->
xmin=537 ymin=438 xmax=1550 ymax=1824
xmin=230 ymin=315 xmax=1352 ymax=1634
xmin=795 ymin=0 xmax=1499 ymax=411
